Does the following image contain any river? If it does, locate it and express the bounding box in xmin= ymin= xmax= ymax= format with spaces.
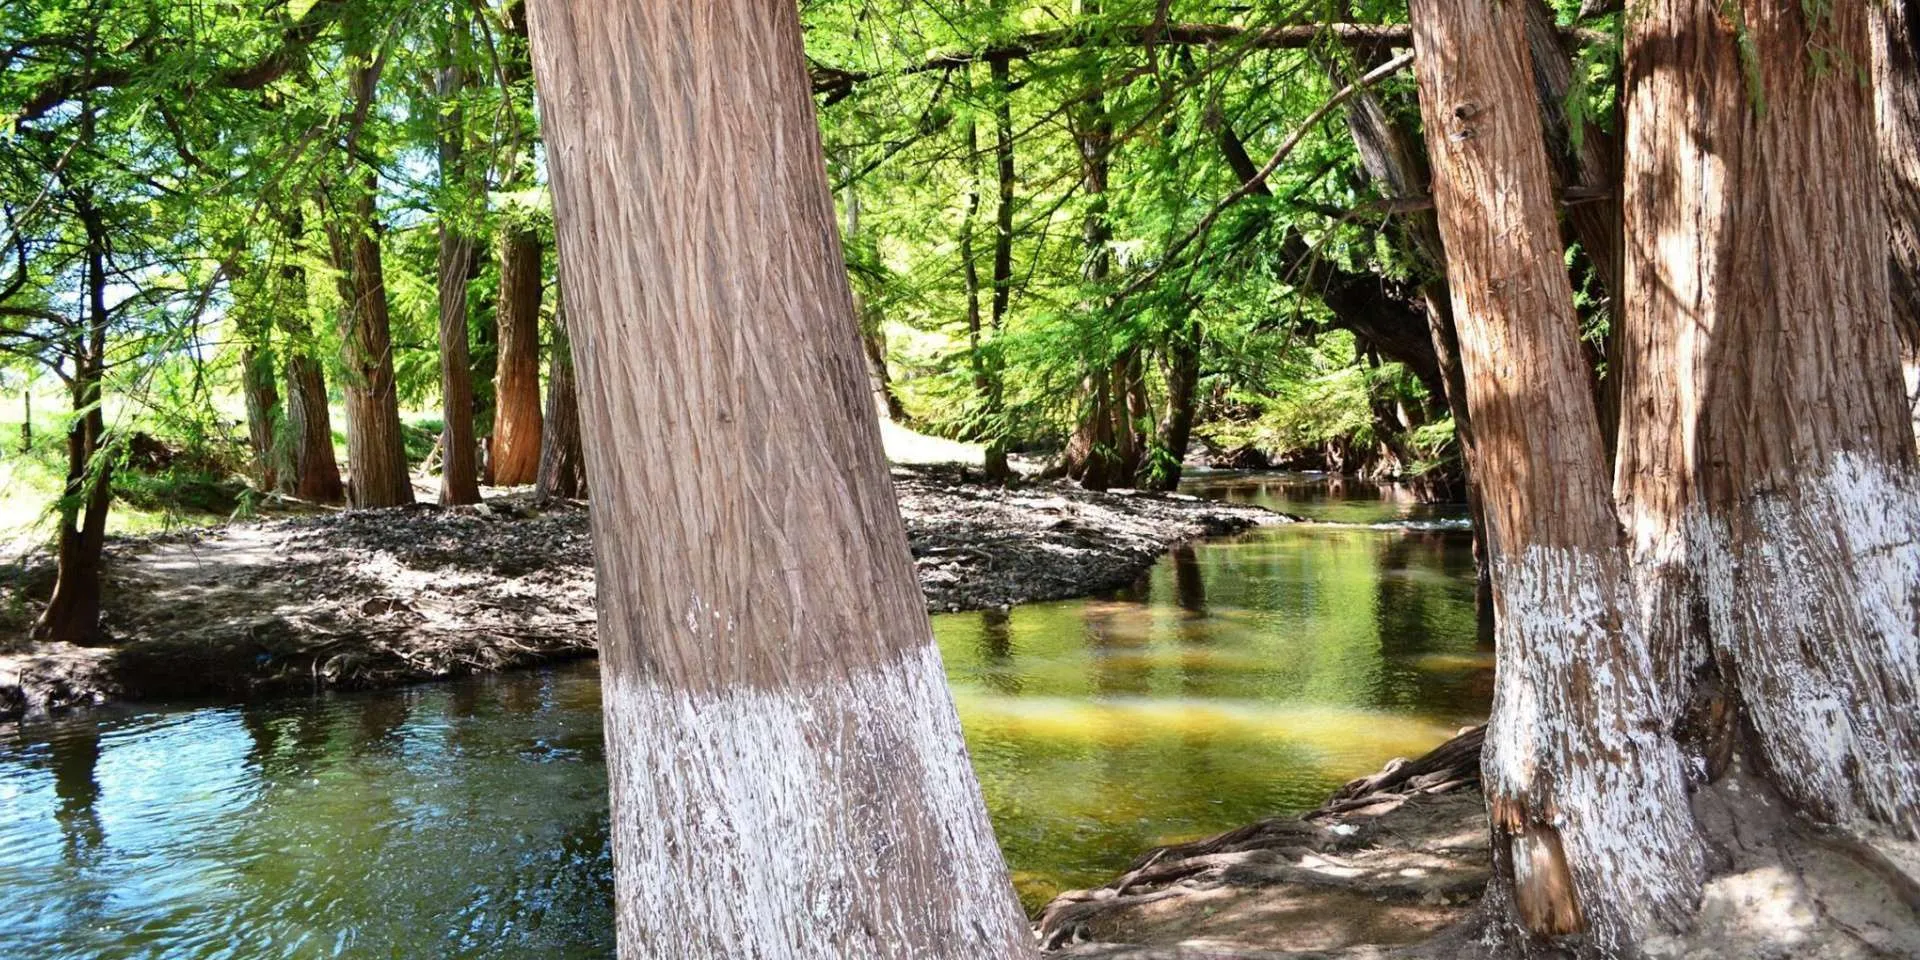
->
xmin=0 ymin=473 xmax=1490 ymax=958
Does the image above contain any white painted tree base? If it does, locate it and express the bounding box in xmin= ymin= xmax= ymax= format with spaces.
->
xmin=601 ymin=642 xmax=1033 ymax=959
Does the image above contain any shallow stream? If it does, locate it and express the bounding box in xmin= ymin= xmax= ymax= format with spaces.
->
xmin=0 ymin=474 xmax=1490 ymax=958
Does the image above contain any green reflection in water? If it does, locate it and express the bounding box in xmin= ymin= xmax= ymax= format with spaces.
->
xmin=936 ymin=475 xmax=1488 ymax=907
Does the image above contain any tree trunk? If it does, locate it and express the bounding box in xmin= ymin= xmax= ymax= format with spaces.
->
xmin=1875 ymin=0 xmax=1920 ymax=440
xmin=961 ymin=110 xmax=1005 ymax=469
xmin=36 ymin=198 xmax=113 ymax=645
xmin=326 ymin=173 xmax=415 ymax=510
xmin=1144 ymin=314 xmax=1201 ymax=491
xmin=1064 ymin=40 xmax=1120 ymax=489
xmin=272 ymin=209 xmax=344 ymax=505
xmin=437 ymin=53 xmax=483 ymax=506
xmin=240 ymin=341 xmax=280 ymax=492
xmin=489 ymin=225 xmax=544 ymax=486
xmin=842 ymin=170 xmax=908 ymax=424
xmin=1109 ymin=347 xmax=1148 ymax=483
xmin=1409 ymin=0 xmax=1700 ymax=946
xmin=525 ymin=0 xmax=1035 ymax=956
xmin=535 ymin=309 xmax=586 ymax=501
xmin=1065 ymin=366 xmax=1117 ymax=490
xmin=985 ymin=57 xmax=1016 ymax=483
xmin=439 ymin=227 xmax=482 ymax=503
xmin=1326 ymin=54 xmax=1494 ymax=637
xmin=1613 ymin=0 xmax=1920 ymax=931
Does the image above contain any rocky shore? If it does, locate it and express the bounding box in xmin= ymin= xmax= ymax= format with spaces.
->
xmin=0 ymin=466 xmax=1280 ymax=721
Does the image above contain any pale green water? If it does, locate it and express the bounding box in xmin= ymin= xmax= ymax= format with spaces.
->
xmin=0 ymin=475 xmax=1489 ymax=957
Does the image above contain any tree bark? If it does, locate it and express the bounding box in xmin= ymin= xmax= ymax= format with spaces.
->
xmin=273 ymin=209 xmax=344 ymax=504
xmin=535 ymin=308 xmax=586 ymax=501
xmin=239 ymin=341 xmax=280 ymax=492
xmin=1878 ymin=0 xmax=1920 ymax=354
xmin=1615 ymin=0 xmax=1920 ymax=902
xmin=326 ymin=172 xmax=415 ymax=510
xmin=36 ymin=196 xmax=113 ymax=645
xmin=489 ymin=225 xmax=544 ymax=486
xmin=842 ymin=170 xmax=908 ymax=424
xmin=1064 ymin=35 xmax=1121 ymax=489
xmin=1144 ymin=314 xmax=1201 ymax=491
xmin=437 ymin=51 xmax=483 ymax=505
xmin=1409 ymin=0 xmax=1700 ymax=946
xmin=985 ymin=56 xmax=1016 ymax=482
xmin=525 ymin=0 xmax=1035 ymax=955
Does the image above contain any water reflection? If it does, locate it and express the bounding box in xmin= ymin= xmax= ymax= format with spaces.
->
xmin=0 ymin=474 xmax=1490 ymax=954
xmin=935 ymin=497 xmax=1488 ymax=906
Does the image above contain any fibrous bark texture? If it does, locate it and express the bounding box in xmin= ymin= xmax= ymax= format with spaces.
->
xmin=535 ymin=314 xmax=586 ymax=501
xmin=489 ymin=226 xmax=544 ymax=486
xmin=327 ymin=175 xmax=414 ymax=510
xmin=436 ymin=56 xmax=482 ymax=506
xmin=1618 ymin=0 xmax=1920 ymax=841
xmin=1875 ymin=0 xmax=1920 ymax=358
xmin=272 ymin=210 xmax=344 ymax=505
xmin=524 ymin=0 xmax=1035 ymax=955
xmin=438 ymin=228 xmax=482 ymax=505
xmin=1409 ymin=0 xmax=1703 ymax=947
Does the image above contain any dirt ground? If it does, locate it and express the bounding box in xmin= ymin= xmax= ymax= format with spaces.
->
xmin=1036 ymin=728 xmax=1920 ymax=959
xmin=0 ymin=466 xmax=1280 ymax=720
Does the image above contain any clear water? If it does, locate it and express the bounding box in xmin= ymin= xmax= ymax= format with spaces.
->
xmin=0 ymin=475 xmax=1490 ymax=957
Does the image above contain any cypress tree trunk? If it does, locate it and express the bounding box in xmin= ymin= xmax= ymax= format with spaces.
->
xmin=436 ymin=49 xmax=483 ymax=506
xmin=984 ymin=57 xmax=1016 ymax=483
xmin=526 ymin=0 xmax=1034 ymax=954
xmin=1413 ymin=0 xmax=1920 ymax=951
xmin=489 ymin=226 xmax=544 ymax=486
xmin=1064 ymin=34 xmax=1119 ymax=489
xmin=36 ymin=198 xmax=113 ymax=645
xmin=239 ymin=341 xmax=280 ymax=492
xmin=535 ymin=312 xmax=586 ymax=501
xmin=1409 ymin=0 xmax=1699 ymax=945
xmin=1877 ymin=0 xmax=1920 ymax=355
xmin=326 ymin=174 xmax=415 ymax=510
xmin=438 ymin=228 xmax=482 ymax=504
xmin=1144 ymin=315 xmax=1201 ymax=491
xmin=1615 ymin=0 xmax=1920 ymax=899
xmin=272 ymin=209 xmax=344 ymax=505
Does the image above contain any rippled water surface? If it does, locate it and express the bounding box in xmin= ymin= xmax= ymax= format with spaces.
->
xmin=0 ymin=474 xmax=1490 ymax=957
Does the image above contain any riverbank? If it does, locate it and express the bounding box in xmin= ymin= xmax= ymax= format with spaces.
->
xmin=1036 ymin=726 xmax=1920 ymax=959
xmin=0 ymin=466 xmax=1280 ymax=720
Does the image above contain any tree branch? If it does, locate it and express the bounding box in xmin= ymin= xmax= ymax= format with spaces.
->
xmin=811 ymin=21 xmax=1603 ymax=99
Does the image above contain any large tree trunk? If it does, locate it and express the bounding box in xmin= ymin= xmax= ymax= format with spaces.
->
xmin=326 ymin=173 xmax=415 ymax=510
xmin=436 ymin=52 xmax=483 ymax=506
xmin=1875 ymin=0 xmax=1920 ymax=439
xmin=1327 ymin=57 xmax=1494 ymax=631
xmin=525 ymin=0 xmax=1034 ymax=956
xmin=272 ymin=209 xmax=344 ymax=505
xmin=1614 ymin=0 xmax=1920 ymax=919
xmin=489 ymin=225 xmax=544 ymax=486
xmin=1409 ymin=0 xmax=1700 ymax=946
xmin=35 ymin=198 xmax=113 ymax=645
xmin=535 ymin=309 xmax=586 ymax=501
